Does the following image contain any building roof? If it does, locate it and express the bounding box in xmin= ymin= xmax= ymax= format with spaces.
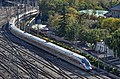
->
xmin=79 ymin=9 xmax=108 ymax=17
xmin=111 ymin=4 xmax=120 ymax=11
xmin=32 ymin=24 xmax=48 ymax=30
xmin=104 ymin=12 xmax=112 ymax=17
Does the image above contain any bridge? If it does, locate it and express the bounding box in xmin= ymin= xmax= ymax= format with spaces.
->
xmin=0 ymin=0 xmax=119 ymax=79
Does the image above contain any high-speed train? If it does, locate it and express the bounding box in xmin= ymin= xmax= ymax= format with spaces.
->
xmin=9 ymin=10 xmax=92 ymax=70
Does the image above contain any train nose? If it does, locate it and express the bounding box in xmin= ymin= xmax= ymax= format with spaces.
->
xmin=88 ymin=67 xmax=92 ymax=71
xmin=85 ymin=66 xmax=92 ymax=71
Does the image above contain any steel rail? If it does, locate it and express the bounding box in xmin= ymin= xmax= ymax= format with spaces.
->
xmin=9 ymin=10 xmax=89 ymax=78
xmin=0 ymin=23 xmax=49 ymax=78
xmin=7 ymin=12 xmax=106 ymax=79
xmin=0 ymin=73 xmax=6 ymax=79
xmin=2 ymin=14 xmax=75 ymax=78
xmin=0 ymin=8 xmax=111 ymax=78
xmin=0 ymin=36 xmax=55 ymax=79
xmin=0 ymin=51 xmax=34 ymax=79
xmin=0 ymin=59 xmax=22 ymax=79
xmin=13 ymin=45 xmax=74 ymax=79
xmin=0 ymin=63 xmax=11 ymax=79
xmin=0 ymin=49 xmax=52 ymax=79
xmin=0 ymin=32 xmax=73 ymax=79
xmin=2 ymin=22 xmax=80 ymax=79
xmin=1 ymin=24 xmax=58 ymax=79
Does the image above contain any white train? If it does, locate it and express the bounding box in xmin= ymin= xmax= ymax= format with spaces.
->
xmin=9 ymin=10 xmax=92 ymax=70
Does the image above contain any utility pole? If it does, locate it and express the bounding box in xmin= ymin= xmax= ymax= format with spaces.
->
xmin=14 ymin=0 xmax=16 ymax=17
xmin=110 ymin=0 xmax=113 ymax=7
xmin=32 ymin=0 xmax=35 ymax=10
xmin=27 ymin=0 xmax=31 ymax=11
xmin=17 ymin=0 xmax=19 ymax=28
xmin=23 ymin=0 xmax=27 ymax=31
xmin=0 ymin=0 xmax=2 ymax=7
xmin=16 ymin=0 xmax=19 ymax=78
xmin=58 ymin=3 xmax=67 ymax=37
xmin=74 ymin=22 xmax=77 ymax=47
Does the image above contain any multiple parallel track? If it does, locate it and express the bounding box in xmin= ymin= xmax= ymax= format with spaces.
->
xmin=1 ymin=22 xmax=85 ymax=78
xmin=0 ymin=7 xmax=112 ymax=79
xmin=0 ymin=24 xmax=72 ymax=78
xmin=0 ymin=24 xmax=110 ymax=79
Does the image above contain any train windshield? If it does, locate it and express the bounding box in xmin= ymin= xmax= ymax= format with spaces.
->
xmin=81 ymin=58 xmax=90 ymax=67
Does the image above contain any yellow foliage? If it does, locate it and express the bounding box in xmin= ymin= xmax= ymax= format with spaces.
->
xmin=101 ymin=18 xmax=120 ymax=31
xmin=67 ymin=7 xmax=78 ymax=14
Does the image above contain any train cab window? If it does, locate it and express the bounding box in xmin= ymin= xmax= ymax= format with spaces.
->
xmin=81 ymin=58 xmax=90 ymax=67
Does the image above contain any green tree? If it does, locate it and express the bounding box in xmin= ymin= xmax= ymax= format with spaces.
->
xmin=78 ymin=27 xmax=89 ymax=42
xmin=105 ymin=28 xmax=120 ymax=57
xmin=78 ymin=28 xmax=109 ymax=47
xmin=57 ymin=4 xmax=68 ymax=37
xmin=38 ymin=0 xmax=49 ymax=21
xmin=101 ymin=18 xmax=120 ymax=32
xmin=65 ymin=21 xmax=79 ymax=41
xmin=49 ymin=6 xmax=82 ymax=39
xmin=48 ymin=13 xmax=61 ymax=31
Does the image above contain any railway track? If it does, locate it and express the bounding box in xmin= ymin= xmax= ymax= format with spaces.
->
xmin=1 ymin=23 xmax=77 ymax=79
xmin=0 ymin=8 xmax=58 ymax=79
xmin=0 ymin=64 xmax=10 ymax=79
xmin=11 ymin=39 xmax=88 ymax=79
xmin=0 ymin=9 xmax=78 ymax=78
xmin=0 ymin=19 xmax=87 ymax=78
xmin=1 ymin=23 xmax=111 ymax=79
xmin=0 ymin=24 xmax=61 ymax=79
xmin=47 ymin=55 xmax=111 ymax=79
xmin=11 ymin=39 xmax=87 ymax=79
xmin=0 ymin=7 xmax=112 ymax=78
xmin=0 ymin=49 xmax=56 ymax=79
xmin=2 ymin=23 xmax=87 ymax=79
xmin=0 ymin=7 xmax=19 ymax=79
xmin=0 ymin=48 xmax=40 ymax=79
xmin=0 ymin=9 xmax=48 ymax=79
xmin=0 ymin=57 xmax=23 ymax=79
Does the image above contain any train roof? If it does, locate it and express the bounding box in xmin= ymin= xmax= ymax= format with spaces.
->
xmin=22 ymin=30 xmax=86 ymax=60
xmin=11 ymin=22 xmax=86 ymax=60
xmin=10 ymin=12 xmax=86 ymax=60
xmin=45 ymin=42 xmax=86 ymax=59
xmin=23 ymin=29 xmax=86 ymax=60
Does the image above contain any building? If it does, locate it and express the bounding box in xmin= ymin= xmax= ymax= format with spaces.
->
xmin=79 ymin=10 xmax=108 ymax=17
xmin=0 ymin=0 xmax=6 ymax=6
xmin=31 ymin=24 xmax=48 ymax=32
xmin=95 ymin=42 xmax=114 ymax=56
xmin=111 ymin=4 xmax=120 ymax=18
xmin=105 ymin=4 xmax=120 ymax=18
